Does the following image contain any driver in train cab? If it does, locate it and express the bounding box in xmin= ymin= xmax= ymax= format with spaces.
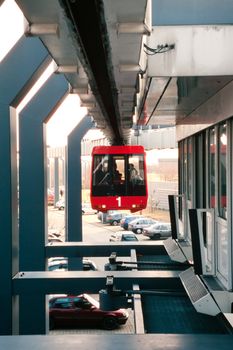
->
xmin=96 ymin=160 xmax=110 ymax=185
xmin=112 ymin=161 xmax=122 ymax=184
xmin=93 ymin=158 xmax=105 ymax=185
xmin=129 ymin=163 xmax=138 ymax=183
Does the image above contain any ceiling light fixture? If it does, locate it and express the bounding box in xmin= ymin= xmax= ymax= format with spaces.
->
xmin=117 ymin=22 xmax=151 ymax=35
xmin=26 ymin=23 xmax=59 ymax=36
xmin=71 ymin=86 xmax=89 ymax=94
xmin=119 ymin=64 xmax=141 ymax=72
xmin=57 ymin=65 xmax=78 ymax=73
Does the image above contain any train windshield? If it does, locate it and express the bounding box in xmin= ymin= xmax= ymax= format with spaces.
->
xmin=92 ymin=153 xmax=146 ymax=197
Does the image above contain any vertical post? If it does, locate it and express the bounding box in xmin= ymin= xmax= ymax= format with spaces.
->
xmin=66 ymin=115 xmax=94 ymax=241
xmin=0 ymin=36 xmax=49 ymax=335
xmin=66 ymin=115 xmax=94 ymax=269
xmin=168 ymin=195 xmax=178 ymax=239
xmin=19 ymin=73 xmax=68 ymax=334
xmin=47 ymin=158 xmax=51 ymax=189
xmin=54 ymin=157 xmax=60 ymax=205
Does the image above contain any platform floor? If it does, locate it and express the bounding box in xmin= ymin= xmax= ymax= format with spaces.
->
xmin=142 ymin=294 xmax=228 ymax=334
xmin=1 ymin=334 xmax=233 ymax=350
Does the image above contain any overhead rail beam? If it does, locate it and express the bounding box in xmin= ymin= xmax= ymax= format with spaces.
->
xmin=60 ymin=0 xmax=123 ymax=144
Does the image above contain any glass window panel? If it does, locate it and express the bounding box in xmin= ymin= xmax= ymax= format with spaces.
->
xmin=178 ymin=141 xmax=184 ymax=220
xmin=208 ymin=128 xmax=216 ymax=208
xmin=217 ymin=223 xmax=228 ymax=281
xmin=187 ymin=138 xmax=192 ymax=200
xmin=218 ymin=123 xmax=227 ymax=219
xmin=92 ymin=155 xmax=109 ymax=186
xmin=127 ymin=154 xmax=146 ymax=196
xmin=183 ymin=140 xmax=187 ymax=196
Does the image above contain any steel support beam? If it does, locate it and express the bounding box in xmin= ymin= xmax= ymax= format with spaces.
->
xmin=13 ymin=270 xmax=182 ymax=295
xmin=1 ymin=334 xmax=233 ymax=350
xmin=54 ymin=157 xmax=60 ymax=205
xmin=66 ymin=115 xmax=94 ymax=242
xmin=0 ymin=36 xmax=49 ymax=335
xmin=45 ymin=241 xmax=166 ymax=258
xmin=66 ymin=115 xmax=94 ymax=271
xmin=19 ymin=73 xmax=69 ymax=271
xmin=18 ymin=73 xmax=69 ymax=334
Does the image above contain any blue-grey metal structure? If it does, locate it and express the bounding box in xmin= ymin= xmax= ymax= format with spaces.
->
xmin=1 ymin=334 xmax=233 ymax=350
xmin=19 ymin=73 xmax=69 ymax=271
xmin=53 ymin=157 xmax=60 ymax=204
xmin=18 ymin=72 xmax=69 ymax=334
xmin=66 ymin=115 xmax=94 ymax=242
xmin=1 ymin=0 xmax=233 ymax=347
xmin=0 ymin=35 xmax=51 ymax=335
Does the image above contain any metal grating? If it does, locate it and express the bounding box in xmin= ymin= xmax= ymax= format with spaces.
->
xmin=142 ymin=294 xmax=228 ymax=334
xmin=164 ymin=237 xmax=179 ymax=255
xmin=180 ymin=267 xmax=208 ymax=303
xmin=137 ymin=255 xmax=187 ymax=271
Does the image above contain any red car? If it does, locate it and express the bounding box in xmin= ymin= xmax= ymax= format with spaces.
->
xmin=49 ymin=294 xmax=129 ymax=330
xmin=47 ymin=189 xmax=54 ymax=205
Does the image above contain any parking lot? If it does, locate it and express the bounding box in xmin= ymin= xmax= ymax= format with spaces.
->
xmin=48 ymin=208 xmax=141 ymax=334
xmin=48 ymin=208 xmax=150 ymax=244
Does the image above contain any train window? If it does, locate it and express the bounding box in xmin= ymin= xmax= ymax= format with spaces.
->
xmin=208 ymin=128 xmax=216 ymax=208
xmin=92 ymin=155 xmax=111 ymax=188
xmin=218 ymin=123 xmax=227 ymax=219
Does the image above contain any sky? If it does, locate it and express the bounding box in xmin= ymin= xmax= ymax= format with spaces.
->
xmin=0 ymin=0 xmax=105 ymax=147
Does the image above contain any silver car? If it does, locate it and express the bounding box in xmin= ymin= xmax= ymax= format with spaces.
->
xmin=128 ymin=217 xmax=157 ymax=234
xmin=143 ymin=222 xmax=171 ymax=240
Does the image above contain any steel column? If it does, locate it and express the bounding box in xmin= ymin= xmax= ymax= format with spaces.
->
xmin=66 ymin=115 xmax=94 ymax=242
xmin=54 ymin=157 xmax=60 ymax=205
xmin=18 ymin=73 xmax=69 ymax=334
xmin=66 ymin=115 xmax=94 ymax=270
xmin=0 ymin=36 xmax=49 ymax=335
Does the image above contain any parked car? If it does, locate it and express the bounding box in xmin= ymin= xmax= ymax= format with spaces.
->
xmin=109 ymin=231 xmax=138 ymax=242
xmin=82 ymin=203 xmax=98 ymax=215
xmin=48 ymin=259 xmax=68 ymax=271
xmin=120 ymin=215 xmax=142 ymax=230
xmin=48 ymin=234 xmax=63 ymax=243
xmin=128 ymin=217 xmax=157 ymax=234
xmin=48 ymin=189 xmax=54 ymax=205
xmin=55 ymin=201 xmax=97 ymax=214
xmin=105 ymin=212 xmax=126 ymax=225
xmin=48 ymin=257 xmax=98 ymax=271
xmin=55 ymin=199 xmax=65 ymax=210
xmin=142 ymin=222 xmax=172 ymax=240
xmin=97 ymin=210 xmax=117 ymax=222
xmin=49 ymin=293 xmax=129 ymax=330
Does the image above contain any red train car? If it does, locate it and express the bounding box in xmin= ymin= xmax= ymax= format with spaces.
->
xmin=90 ymin=145 xmax=148 ymax=212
